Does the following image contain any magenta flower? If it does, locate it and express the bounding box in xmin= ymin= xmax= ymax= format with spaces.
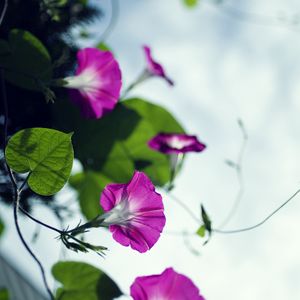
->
xmin=143 ymin=45 xmax=174 ymax=86
xmin=130 ymin=267 xmax=205 ymax=300
xmin=63 ymin=47 xmax=122 ymax=119
xmin=100 ymin=171 xmax=166 ymax=253
xmin=148 ymin=133 xmax=206 ymax=154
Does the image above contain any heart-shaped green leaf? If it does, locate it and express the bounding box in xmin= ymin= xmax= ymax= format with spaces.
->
xmin=52 ymin=261 xmax=122 ymax=300
xmin=5 ymin=128 xmax=74 ymax=196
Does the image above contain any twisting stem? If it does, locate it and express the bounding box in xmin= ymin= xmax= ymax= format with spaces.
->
xmin=19 ymin=206 xmax=63 ymax=234
xmin=18 ymin=172 xmax=31 ymax=192
xmin=13 ymin=191 xmax=54 ymax=300
xmin=0 ymin=0 xmax=8 ymax=27
xmin=18 ymin=205 xmax=104 ymax=249
xmin=99 ymin=0 xmax=119 ymax=43
xmin=166 ymin=188 xmax=300 ymax=237
xmin=214 ymin=188 xmax=300 ymax=234
xmin=218 ymin=119 xmax=248 ymax=228
xmin=168 ymin=193 xmax=201 ymax=224
xmin=211 ymin=1 xmax=300 ymax=33
xmin=121 ymin=70 xmax=150 ymax=99
xmin=1 ymin=70 xmax=54 ymax=300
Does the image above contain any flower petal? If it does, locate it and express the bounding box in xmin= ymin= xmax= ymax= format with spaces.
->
xmin=100 ymin=183 xmax=127 ymax=212
xmin=99 ymin=171 xmax=166 ymax=252
xmin=148 ymin=133 xmax=206 ymax=154
xmin=126 ymin=171 xmax=164 ymax=212
xmin=143 ymin=45 xmax=174 ymax=86
xmin=65 ymin=48 xmax=122 ymax=119
xmin=130 ymin=267 xmax=205 ymax=300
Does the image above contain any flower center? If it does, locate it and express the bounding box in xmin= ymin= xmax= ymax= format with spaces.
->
xmin=167 ymin=137 xmax=191 ymax=149
xmin=101 ymin=201 xmax=134 ymax=226
xmin=64 ymin=68 xmax=101 ymax=93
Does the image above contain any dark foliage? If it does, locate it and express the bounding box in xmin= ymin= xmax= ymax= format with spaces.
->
xmin=0 ymin=0 xmax=102 ymax=208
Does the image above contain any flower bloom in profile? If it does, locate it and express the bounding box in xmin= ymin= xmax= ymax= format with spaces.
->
xmin=148 ymin=133 xmax=206 ymax=154
xmin=63 ymin=47 xmax=122 ymax=119
xmin=100 ymin=171 xmax=166 ymax=253
xmin=130 ymin=267 xmax=205 ymax=300
xmin=143 ymin=45 xmax=174 ymax=86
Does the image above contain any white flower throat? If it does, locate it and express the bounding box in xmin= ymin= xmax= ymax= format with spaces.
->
xmin=102 ymin=200 xmax=134 ymax=226
xmin=64 ymin=68 xmax=100 ymax=92
xmin=167 ymin=137 xmax=191 ymax=149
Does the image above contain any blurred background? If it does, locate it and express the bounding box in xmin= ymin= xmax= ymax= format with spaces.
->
xmin=1 ymin=0 xmax=300 ymax=299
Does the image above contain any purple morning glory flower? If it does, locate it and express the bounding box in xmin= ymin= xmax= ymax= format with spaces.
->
xmin=143 ymin=45 xmax=174 ymax=86
xmin=148 ymin=133 xmax=206 ymax=155
xmin=100 ymin=171 xmax=166 ymax=253
xmin=130 ymin=267 xmax=205 ymax=300
xmin=63 ymin=48 xmax=122 ymax=119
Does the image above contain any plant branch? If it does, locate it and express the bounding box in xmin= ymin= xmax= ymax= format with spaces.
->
xmin=1 ymin=69 xmax=54 ymax=300
xmin=13 ymin=191 xmax=54 ymax=300
xmin=121 ymin=70 xmax=150 ymax=99
xmin=19 ymin=206 xmax=63 ymax=234
xmin=166 ymin=187 xmax=300 ymax=237
xmin=167 ymin=192 xmax=201 ymax=224
xmin=99 ymin=0 xmax=119 ymax=43
xmin=218 ymin=119 xmax=248 ymax=228
xmin=0 ymin=0 xmax=8 ymax=27
xmin=210 ymin=1 xmax=300 ymax=33
xmin=213 ymin=188 xmax=300 ymax=234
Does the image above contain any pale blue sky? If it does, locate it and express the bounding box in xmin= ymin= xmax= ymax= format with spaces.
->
xmin=2 ymin=0 xmax=300 ymax=299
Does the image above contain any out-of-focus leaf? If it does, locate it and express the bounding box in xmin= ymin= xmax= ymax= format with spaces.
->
xmin=201 ymin=204 xmax=212 ymax=234
xmin=53 ymin=98 xmax=185 ymax=191
xmin=55 ymin=0 xmax=68 ymax=7
xmin=96 ymin=43 xmax=112 ymax=52
xmin=184 ymin=0 xmax=199 ymax=7
xmin=0 ymin=29 xmax=52 ymax=91
xmin=0 ymin=217 xmax=4 ymax=238
xmin=196 ymin=225 xmax=205 ymax=237
xmin=5 ymin=128 xmax=74 ymax=196
xmin=69 ymin=172 xmax=110 ymax=220
xmin=0 ymin=288 xmax=9 ymax=300
xmin=225 ymin=159 xmax=237 ymax=168
xmin=52 ymin=261 xmax=122 ymax=300
xmin=79 ymin=30 xmax=90 ymax=39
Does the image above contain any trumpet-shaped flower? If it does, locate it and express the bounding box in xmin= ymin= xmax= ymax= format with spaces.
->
xmin=143 ymin=45 xmax=174 ymax=86
xmin=130 ymin=267 xmax=205 ymax=300
xmin=63 ymin=48 xmax=122 ymax=119
xmin=100 ymin=171 xmax=166 ymax=253
xmin=148 ymin=133 xmax=206 ymax=154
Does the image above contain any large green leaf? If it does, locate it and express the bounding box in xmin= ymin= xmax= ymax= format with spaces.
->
xmin=5 ymin=128 xmax=74 ymax=196
xmin=54 ymin=98 xmax=184 ymax=185
xmin=53 ymin=98 xmax=184 ymax=219
xmin=0 ymin=288 xmax=9 ymax=300
xmin=52 ymin=261 xmax=122 ymax=300
xmin=0 ymin=29 xmax=52 ymax=91
xmin=69 ymin=172 xmax=110 ymax=220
